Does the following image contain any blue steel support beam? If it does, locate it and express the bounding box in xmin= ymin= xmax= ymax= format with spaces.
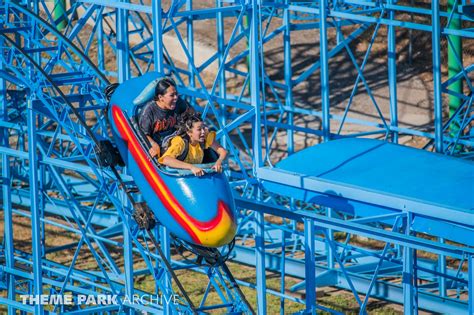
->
xmin=432 ymin=0 xmax=443 ymax=152
xmin=326 ymin=6 xmax=474 ymax=38
xmin=27 ymin=96 xmax=43 ymax=314
xmin=256 ymin=189 xmax=267 ymax=314
xmin=249 ymin=2 xmax=266 ymax=311
xmin=39 ymin=141 xmax=46 ymax=261
xmin=280 ymin=228 xmax=286 ymax=315
xmin=187 ymin=0 xmax=195 ymax=106
xmin=470 ymin=255 xmax=474 ymax=315
xmin=124 ymin=212 xmax=134 ymax=315
xmin=0 ymin=35 xmax=14 ymax=315
xmin=117 ymin=3 xmax=133 ymax=312
xmin=152 ymin=1 xmax=173 ymax=302
xmin=34 ymin=5 xmax=46 ymax=259
xmin=26 ymin=5 xmax=43 ymax=311
xmin=152 ymin=2 xmax=172 ymax=309
xmin=251 ymin=0 xmax=263 ymax=170
xmin=284 ymin=0 xmax=294 ymax=154
xmin=326 ymin=208 xmax=335 ymax=269
xmin=159 ymin=226 xmax=172 ymax=315
xmin=97 ymin=10 xmax=105 ymax=72
xmin=304 ymin=218 xmax=316 ymax=314
xmin=216 ymin=0 xmax=227 ymax=149
xmin=152 ymin=0 xmax=164 ymax=74
xmin=319 ymin=0 xmax=330 ymax=142
xmin=36 ymin=2 xmax=46 ymax=261
xmin=117 ymin=0 xmax=130 ymax=82
xmin=439 ymin=238 xmax=447 ymax=297
xmin=333 ymin=0 xmax=341 ymax=44
xmin=388 ymin=0 xmax=398 ymax=143
xmin=403 ymin=214 xmax=415 ymax=314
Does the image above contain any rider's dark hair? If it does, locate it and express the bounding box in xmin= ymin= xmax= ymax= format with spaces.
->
xmin=176 ymin=111 xmax=203 ymax=136
xmin=153 ymin=77 xmax=177 ymax=101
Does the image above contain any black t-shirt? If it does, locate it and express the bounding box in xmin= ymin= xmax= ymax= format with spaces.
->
xmin=138 ymin=98 xmax=189 ymax=146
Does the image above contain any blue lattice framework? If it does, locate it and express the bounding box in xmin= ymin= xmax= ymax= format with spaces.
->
xmin=0 ymin=0 xmax=473 ymax=314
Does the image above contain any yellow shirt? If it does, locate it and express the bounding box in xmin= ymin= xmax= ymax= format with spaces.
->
xmin=159 ymin=131 xmax=216 ymax=164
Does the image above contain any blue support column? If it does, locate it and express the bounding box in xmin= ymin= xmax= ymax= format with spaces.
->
xmin=326 ymin=208 xmax=335 ymax=269
xmin=333 ymin=0 xmax=342 ymax=44
xmin=152 ymin=0 xmax=164 ymax=74
xmin=403 ymin=213 xmax=414 ymax=315
xmin=39 ymin=129 xmax=46 ymax=260
xmin=251 ymin=0 xmax=263 ymax=170
xmin=431 ymin=0 xmax=443 ymax=152
xmin=438 ymin=238 xmax=447 ymax=297
xmin=469 ymin=255 xmax=473 ymax=315
xmin=117 ymin=0 xmax=130 ymax=82
xmin=152 ymin=3 xmax=171 ymax=312
xmin=319 ymin=0 xmax=330 ymax=142
xmin=216 ymin=0 xmax=227 ymax=148
xmin=31 ymin=1 xmax=45 ymax=262
xmin=117 ymin=3 xmax=133 ymax=310
xmin=304 ymin=218 xmax=316 ymax=314
xmin=280 ymin=228 xmax=286 ymax=315
xmin=26 ymin=3 xmax=43 ymax=311
xmin=255 ymin=189 xmax=267 ymax=314
xmin=27 ymin=96 xmax=43 ymax=314
xmin=124 ymin=216 xmax=134 ymax=315
xmin=98 ymin=11 xmax=105 ymax=72
xmin=250 ymin=1 xmax=266 ymax=308
xmin=413 ymin=250 xmax=419 ymax=314
xmin=1 ymin=35 xmax=14 ymax=315
xmin=388 ymin=0 xmax=398 ymax=143
xmin=160 ymin=225 xmax=172 ymax=315
xmin=187 ymin=0 xmax=195 ymax=106
xmin=117 ymin=4 xmax=132 ymax=312
xmin=284 ymin=0 xmax=294 ymax=154
xmin=29 ymin=0 xmax=38 ymax=13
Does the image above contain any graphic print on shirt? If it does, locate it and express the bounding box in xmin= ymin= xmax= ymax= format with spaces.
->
xmin=153 ymin=114 xmax=177 ymax=134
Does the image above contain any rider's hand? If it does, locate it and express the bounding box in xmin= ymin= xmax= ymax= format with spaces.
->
xmin=190 ymin=165 xmax=205 ymax=177
xmin=149 ymin=143 xmax=160 ymax=158
xmin=212 ymin=160 xmax=223 ymax=173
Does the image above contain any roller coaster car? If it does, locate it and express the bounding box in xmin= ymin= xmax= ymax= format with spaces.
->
xmin=107 ymin=73 xmax=237 ymax=248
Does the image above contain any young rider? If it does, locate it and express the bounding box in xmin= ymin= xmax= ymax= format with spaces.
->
xmin=159 ymin=112 xmax=227 ymax=176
